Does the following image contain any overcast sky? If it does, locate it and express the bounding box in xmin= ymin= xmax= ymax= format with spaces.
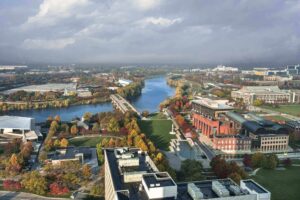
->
xmin=0 ymin=0 xmax=300 ymax=66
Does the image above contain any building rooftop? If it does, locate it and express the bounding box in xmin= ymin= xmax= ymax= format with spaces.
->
xmin=143 ymin=173 xmax=176 ymax=188
xmin=192 ymin=97 xmax=233 ymax=110
xmin=241 ymin=180 xmax=270 ymax=194
xmin=3 ymin=83 xmax=76 ymax=94
xmin=105 ymin=148 xmax=262 ymax=200
xmin=48 ymin=146 xmax=93 ymax=161
xmin=176 ymin=179 xmax=253 ymax=199
xmin=0 ymin=115 xmax=35 ymax=130
xmin=105 ymin=148 xmax=158 ymax=192
xmin=226 ymin=112 xmax=288 ymax=135
xmin=237 ymin=86 xmax=289 ymax=94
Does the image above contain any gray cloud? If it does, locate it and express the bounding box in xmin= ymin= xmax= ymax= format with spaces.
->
xmin=0 ymin=0 xmax=299 ymax=66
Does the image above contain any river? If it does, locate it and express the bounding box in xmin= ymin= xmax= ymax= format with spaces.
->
xmin=4 ymin=76 xmax=175 ymax=122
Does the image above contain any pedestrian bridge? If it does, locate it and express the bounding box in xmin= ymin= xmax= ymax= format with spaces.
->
xmin=110 ymin=94 xmax=141 ymax=117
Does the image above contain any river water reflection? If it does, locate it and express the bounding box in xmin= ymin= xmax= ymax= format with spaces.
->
xmin=5 ymin=76 xmax=174 ymax=122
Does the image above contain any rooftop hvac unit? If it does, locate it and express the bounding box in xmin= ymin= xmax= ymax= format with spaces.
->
xmin=188 ymin=183 xmax=204 ymax=200
xmin=229 ymin=185 xmax=241 ymax=195
xmin=121 ymin=153 xmax=134 ymax=159
xmin=212 ymin=181 xmax=229 ymax=197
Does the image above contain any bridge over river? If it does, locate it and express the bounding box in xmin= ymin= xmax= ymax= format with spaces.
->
xmin=110 ymin=94 xmax=141 ymax=117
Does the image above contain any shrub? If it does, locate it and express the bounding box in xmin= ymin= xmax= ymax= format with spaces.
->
xmin=3 ymin=180 xmax=22 ymax=190
xmin=49 ymin=182 xmax=70 ymax=195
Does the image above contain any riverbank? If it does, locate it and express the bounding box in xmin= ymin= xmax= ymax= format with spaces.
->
xmin=0 ymin=96 xmax=110 ymax=113
xmin=2 ymin=76 xmax=175 ymax=122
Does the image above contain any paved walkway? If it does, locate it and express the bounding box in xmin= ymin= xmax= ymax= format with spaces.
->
xmin=163 ymin=151 xmax=182 ymax=170
xmin=0 ymin=191 xmax=69 ymax=200
xmin=249 ymin=168 xmax=261 ymax=176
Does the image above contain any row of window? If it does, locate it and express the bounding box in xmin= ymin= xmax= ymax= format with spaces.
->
xmin=262 ymin=141 xmax=287 ymax=145
xmin=261 ymin=136 xmax=288 ymax=140
xmin=215 ymin=145 xmax=251 ymax=150
xmin=216 ymin=140 xmax=251 ymax=145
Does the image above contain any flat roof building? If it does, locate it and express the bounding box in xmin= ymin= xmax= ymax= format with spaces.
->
xmin=240 ymin=180 xmax=271 ymax=200
xmin=231 ymin=86 xmax=292 ymax=105
xmin=2 ymin=83 xmax=77 ymax=94
xmin=105 ymin=147 xmax=268 ymax=200
xmin=47 ymin=146 xmax=98 ymax=167
xmin=0 ymin=115 xmax=41 ymax=142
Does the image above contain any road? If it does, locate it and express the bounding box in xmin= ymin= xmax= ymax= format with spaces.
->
xmin=166 ymin=108 xmax=216 ymax=161
xmin=195 ymin=140 xmax=215 ymax=160
xmin=0 ymin=191 xmax=69 ymax=200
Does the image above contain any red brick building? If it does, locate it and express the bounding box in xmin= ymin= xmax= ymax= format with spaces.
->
xmin=192 ymin=97 xmax=251 ymax=154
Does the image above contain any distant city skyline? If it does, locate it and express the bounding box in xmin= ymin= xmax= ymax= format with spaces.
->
xmin=0 ymin=0 xmax=300 ymax=65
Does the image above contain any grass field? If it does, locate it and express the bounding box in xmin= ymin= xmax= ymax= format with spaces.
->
xmin=264 ymin=115 xmax=289 ymax=121
xmin=148 ymin=112 xmax=168 ymax=120
xmin=139 ymin=119 xmax=175 ymax=151
xmin=262 ymin=104 xmax=300 ymax=117
xmin=291 ymin=159 xmax=300 ymax=164
xmin=253 ymin=167 xmax=300 ymax=200
xmin=68 ymin=136 xmax=102 ymax=147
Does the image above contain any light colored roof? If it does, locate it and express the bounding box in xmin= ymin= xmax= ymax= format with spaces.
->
xmin=3 ymin=83 xmax=76 ymax=94
xmin=239 ymin=86 xmax=289 ymax=94
xmin=0 ymin=116 xmax=35 ymax=130
xmin=192 ymin=97 xmax=233 ymax=110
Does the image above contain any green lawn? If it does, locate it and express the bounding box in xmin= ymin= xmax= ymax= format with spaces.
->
xmin=68 ymin=136 xmax=102 ymax=147
xmin=262 ymin=104 xmax=300 ymax=117
xmin=149 ymin=112 xmax=168 ymax=120
xmin=138 ymin=119 xmax=175 ymax=151
xmin=253 ymin=167 xmax=300 ymax=200
xmin=264 ymin=115 xmax=289 ymax=121
xmin=291 ymin=159 xmax=300 ymax=164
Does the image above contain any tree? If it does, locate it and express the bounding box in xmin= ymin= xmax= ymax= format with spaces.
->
xmin=54 ymin=139 xmax=61 ymax=147
xmin=101 ymin=138 xmax=109 ymax=147
xmin=148 ymin=141 xmax=156 ymax=153
xmin=60 ymin=138 xmax=69 ymax=148
xmin=263 ymin=154 xmax=278 ymax=169
xmin=243 ymin=154 xmax=252 ymax=167
xmin=83 ymin=112 xmax=92 ymax=121
xmin=62 ymin=172 xmax=80 ymax=189
xmin=253 ymin=99 xmax=264 ymax=106
xmin=82 ymin=164 xmax=92 ymax=180
xmin=70 ymin=125 xmax=78 ymax=136
xmin=54 ymin=115 xmax=61 ymax=122
xmin=92 ymin=123 xmax=100 ymax=133
xmin=39 ymin=151 xmax=48 ymax=162
xmin=108 ymin=138 xmax=115 ymax=147
xmin=20 ymin=141 xmax=33 ymax=160
xmin=50 ymin=120 xmax=59 ymax=132
xmin=96 ymin=143 xmax=104 ymax=165
xmin=3 ymin=180 xmax=22 ymax=191
xmin=228 ymin=172 xmax=242 ymax=184
xmin=282 ymin=158 xmax=292 ymax=167
xmin=61 ymin=123 xmax=70 ymax=135
xmin=47 ymin=116 xmax=53 ymax=122
xmin=90 ymin=185 xmax=104 ymax=196
xmin=156 ymin=152 xmax=163 ymax=162
xmin=251 ymin=153 xmax=266 ymax=168
xmin=6 ymin=153 xmax=22 ymax=173
xmin=142 ymin=110 xmax=150 ymax=118
xmin=107 ymin=117 xmax=120 ymax=132
xmin=21 ymin=171 xmax=47 ymax=195
xmin=49 ymin=182 xmax=69 ymax=195
xmin=177 ymin=159 xmax=203 ymax=181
